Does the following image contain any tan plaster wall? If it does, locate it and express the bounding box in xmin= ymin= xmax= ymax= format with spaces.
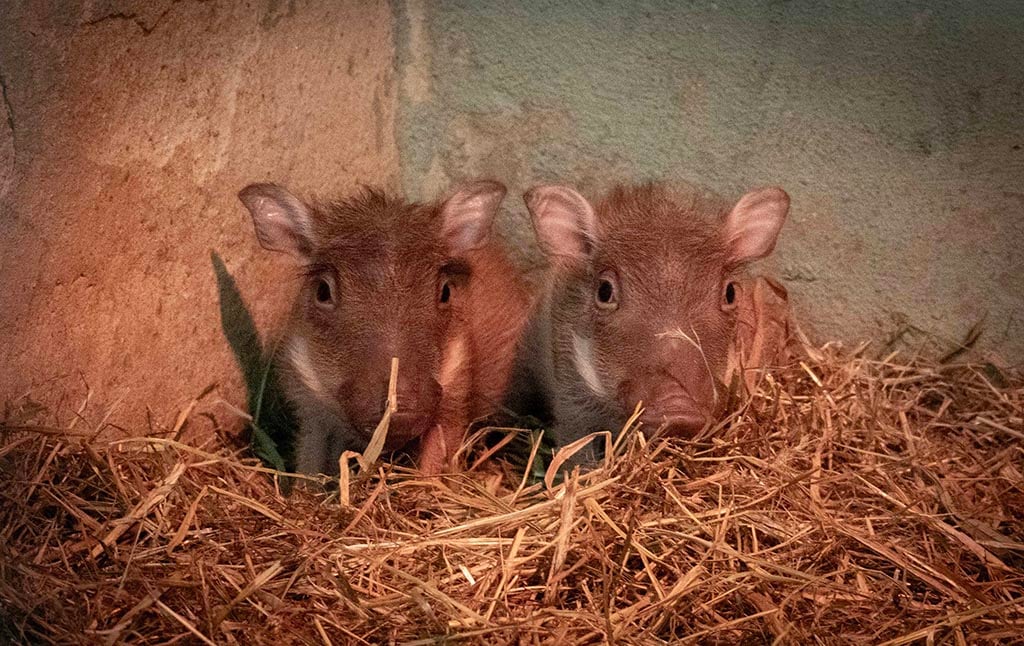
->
xmin=0 ymin=1 xmax=398 ymax=428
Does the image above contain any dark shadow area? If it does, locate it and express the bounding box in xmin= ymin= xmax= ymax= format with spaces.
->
xmin=211 ymin=251 xmax=295 ymax=472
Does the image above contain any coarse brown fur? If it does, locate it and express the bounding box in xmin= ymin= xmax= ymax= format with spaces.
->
xmin=515 ymin=180 xmax=788 ymax=459
xmin=240 ymin=181 xmax=530 ymax=475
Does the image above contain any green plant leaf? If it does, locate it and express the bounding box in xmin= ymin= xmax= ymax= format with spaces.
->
xmin=211 ymin=251 xmax=297 ymax=471
xmin=250 ymin=423 xmax=287 ymax=473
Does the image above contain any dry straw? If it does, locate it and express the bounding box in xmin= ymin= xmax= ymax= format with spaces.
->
xmin=2 ymin=342 xmax=1022 ymax=644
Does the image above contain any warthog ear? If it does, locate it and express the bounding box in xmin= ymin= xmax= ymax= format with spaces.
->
xmin=238 ymin=183 xmax=315 ymax=258
xmin=439 ymin=179 xmax=507 ymax=254
xmin=723 ymin=186 xmax=789 ymax=265
xmin=523 ymin=185 xmax=597 ymax=262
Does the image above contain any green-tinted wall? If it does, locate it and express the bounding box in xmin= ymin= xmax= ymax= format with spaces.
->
xmin=394 ymin=0 xmax=1024 ymax=362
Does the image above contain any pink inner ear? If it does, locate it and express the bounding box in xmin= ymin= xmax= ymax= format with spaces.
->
xmin=239 ymin=183 xmax=314 ymax=257
xmin=254 ymin=203 xmax=298 ymax=251
xmin=440 ymin=180 xmax=506 ymax=254
xmin=725 ymin=187 xmax=789 ymax=264
xmin=524 ymin=185 xmax=596 ymax=260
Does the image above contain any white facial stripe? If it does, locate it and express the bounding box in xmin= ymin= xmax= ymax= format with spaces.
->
xmin=439 ymin=336 xmax=467 ymax=388
xmin=572 ymin=332 xmax=607 ymax=398
xmin=289 ymin=336 xmax=325 ymax=396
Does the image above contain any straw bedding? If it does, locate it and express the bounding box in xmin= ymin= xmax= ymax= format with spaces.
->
xmin=1 ymin=343 xmax=1022 ymax=644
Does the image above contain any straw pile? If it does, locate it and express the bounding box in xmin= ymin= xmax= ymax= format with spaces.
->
xmin=2 ymin=343 xmax=1022 ymax=644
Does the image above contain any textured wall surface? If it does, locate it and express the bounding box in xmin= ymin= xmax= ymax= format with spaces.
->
xmin=0 ymin=1 xmax=398 ymax=425
xmin=394 ymin=0 xmax=1024 ymax=363
xmin=2 ymin=0 xmax=1022 ymax=430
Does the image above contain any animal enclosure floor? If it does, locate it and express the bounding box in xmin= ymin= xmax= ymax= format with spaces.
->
xmin=1 ymin=345 xmax=1023 ymax=644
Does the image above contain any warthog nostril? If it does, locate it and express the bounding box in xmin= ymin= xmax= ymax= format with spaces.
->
xmin=393 ymin=378 xmax=442 ymax=412
xmin=640 ymin=411 xmax=708 ymax=437
xmin=635 ymin=388 xmax=709 ymax=437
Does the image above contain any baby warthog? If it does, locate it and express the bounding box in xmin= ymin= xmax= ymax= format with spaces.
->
xmin=239 ymin=180 xmax=530 ymax=475
xmin=517 ymin=181 xmax=789 ymax=460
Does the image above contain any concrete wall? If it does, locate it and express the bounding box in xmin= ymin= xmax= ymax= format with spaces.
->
xmin=394 ymin=0 xmax=1024 ymax=364
xmin=0 ymin=1 xmax=398 ymax=425
xmin=2 ymin=1 xmax=1021 ymax=427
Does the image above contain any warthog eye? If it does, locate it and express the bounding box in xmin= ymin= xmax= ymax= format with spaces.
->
xmin=438 ymin=260 xmax=470 ymax=308
xmin=311 ymin=274 xmax=336 ymax=310
xmin=595 ymin=270 xmax=619 ymax=310
xmin=316 ymin=279 xmax=331 ymax=303
xmin=722 ymin=281 xmax=738 ymax=310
